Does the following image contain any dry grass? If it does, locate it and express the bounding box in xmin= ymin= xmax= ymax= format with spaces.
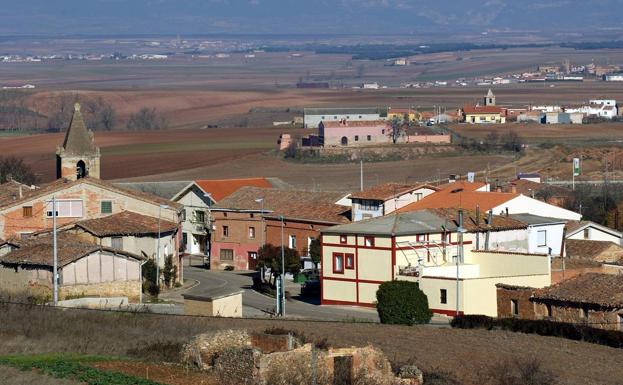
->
xmin=1 ymin=303 xmax=623 ymax=385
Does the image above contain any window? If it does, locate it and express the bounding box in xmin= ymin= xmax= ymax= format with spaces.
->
xmin=618 ymin=314 xmax=623 ymax=331
xmin=181 ymin=209 xmax=186 ymax=221
xmin=364 ymin=236 xmax=374 ymax=247
xmin=440 ymin=289 xmax=447 ymax=304
xmin=249 ymin=226 xmax=256 ymax=239
xmin=355 ymin=135 xmax=359 ymax=141
xmin=46 ymin=200 xmax=83 ymax=218
xmin=100 ymin=201 xmax=112 ymax=214
xmin=223 ymin=226 xmax=229 ymax=237
xmin=289 ymin=235 xmax=297 ymax=249
xmin=381 ymin=129 xmax=385 ymax=134
xmin=19 ymin=233 xmax=31 ymax=240
xmin=367 ymin=135 xmax=372 ymax=141
xmin=546 ymin=304 xmax=552 ymax=318
xmin=537 ymin=230 xmax=547 ymax=247
xmin=340 ymin=235 xmax=347 ymax=244
xmin=220 ymin=249 xmax=234 ymax=261
xmin=358 ymin=115 xmax=362 ymax=118
xmin=416 ymin=234 xmax=425 ymax=242
xmin=333 ymin=253 xmax=344 ymax=274
xmin=111 ymin=237 xmax=123 ymax=250
xmin=583 ymin=228 xmax=589 ymax=239
xmin=248 ymin=251 xmax=258 ymax=260
xmin=194 ymin=210 xmax=205 ymax=223
xmin=22 ymin=206 xmax=32 ymax=218
xmin=581 ymin=305 xmax=589 ymax=320
xmin=511 ymin=299 xmax=519 ymax=316
xmin=360 ymin=200 xmax=380 ymax=211
xmin=182 ymin=233 xmax=188 ymax=248
xmin=345 ymin=254 xmax=354 ymax=269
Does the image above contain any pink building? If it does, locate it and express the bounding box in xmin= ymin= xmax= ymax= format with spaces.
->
xmin=320 ymin=120 xmax=390 ymax=147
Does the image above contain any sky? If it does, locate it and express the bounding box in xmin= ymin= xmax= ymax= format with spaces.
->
xmin=0 ymin=0 xmax=622 ymax=36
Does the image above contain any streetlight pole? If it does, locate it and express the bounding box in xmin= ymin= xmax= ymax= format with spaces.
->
xmin=156 ymin=204 xmax=170 ymax=288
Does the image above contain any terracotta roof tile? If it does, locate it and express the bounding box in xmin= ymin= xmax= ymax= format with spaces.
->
xmin=215 ymin=187 xmax=350 ymax=224
xmin=533 ymin=273 xmax=623 ymax=308
xmin=195 ymin=178 xmax=273 ymax=202
xmin=398 ymin=183 xmax=517 ymax=213
xmin=565 ymin=239 xmax=623 ymax=264
xmin=0 ymin=233 xmax=142 ymax=267
xmin=75 ymin=211 xmax=177 ymax=237
xmin=462 ymin=104 xmax=504 ymax=114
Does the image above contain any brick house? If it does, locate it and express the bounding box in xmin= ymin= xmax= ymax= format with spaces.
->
xmin=497 ymin=273 xmax=623 ymax=330
xmin=210 ymin=187 xmax=350 ymax=270
xmin=0 ymin=103 xmax=182 ymax=273
xmin=0 ymin=233 xmax=144 ymax=301
xmin=349 ymin=183 xmax=437 ymax=221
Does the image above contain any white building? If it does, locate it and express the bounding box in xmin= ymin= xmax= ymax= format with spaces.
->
xmin=565 ymin=221 xmax=622 ymax=245
xmin=349 ymin=183 xmax=438 ymax=222
xmin=303 ymin=107 xmax=386 ymax=128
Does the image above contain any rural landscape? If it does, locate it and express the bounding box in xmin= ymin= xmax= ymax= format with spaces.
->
xmin=2 ymin=1 xmax=623 ymax=385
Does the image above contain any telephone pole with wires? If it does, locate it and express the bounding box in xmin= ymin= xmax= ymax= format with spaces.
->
xmin=52 ymin=195 xmax=58 ymax=306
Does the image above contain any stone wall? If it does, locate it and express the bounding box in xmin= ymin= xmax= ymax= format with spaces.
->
xmin=533 ymin=301 xmax=623 ymax=331
xmin=61 ymin=280 xmax=141 ymax=302
xmin=496 ymin=285 xmax=536 ymax=319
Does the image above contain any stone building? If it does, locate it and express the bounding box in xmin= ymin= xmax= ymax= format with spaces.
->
xmin=56 ymin=103 xmax=101 ymax=180
xmin=0 ymin=233 xmax=143 ymax=301
xmin=497 ymin=273 xmax=623 ymax=331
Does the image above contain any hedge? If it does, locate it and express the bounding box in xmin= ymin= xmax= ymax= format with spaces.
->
xmin=376 ymin=281 xmax=432 ymax=325
xmin=451 ymin=315 xmax=623 ymax=349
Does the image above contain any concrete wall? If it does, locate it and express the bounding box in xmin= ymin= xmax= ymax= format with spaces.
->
xmin=493 ymin=195 xmax=582 ymax=220
xmin=184 ymin=293 xmax=243 ymax=317
xmin=567 ymin=225 xmax=621 ymax=244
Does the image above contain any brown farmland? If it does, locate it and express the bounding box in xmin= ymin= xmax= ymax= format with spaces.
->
xmin=1 ymin=303 xmax=622 ymax=385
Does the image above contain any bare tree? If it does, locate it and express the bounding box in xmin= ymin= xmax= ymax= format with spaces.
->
xmin=127 ymin=107 xmax=167 ymax=130
xmin=356 ymin=63 xmax=366 ymax=78
xmin=0 ymin=156 xmax=37 ymax=185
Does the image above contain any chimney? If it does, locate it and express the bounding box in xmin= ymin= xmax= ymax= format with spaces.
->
xmin=511 ymin=184 xmax=517 ymax=194
xmin=496 ymin=186 xmax=502 ymax=193
xmin=505 ymin=207 xmax=509 ymax=217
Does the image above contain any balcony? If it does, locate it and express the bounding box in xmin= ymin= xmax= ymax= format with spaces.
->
xmin=397 ymin=263 xmax=480 ymax=280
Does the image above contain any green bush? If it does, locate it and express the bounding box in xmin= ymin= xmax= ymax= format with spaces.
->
xmin=376 ymin=281 xmax=432 ymax=325
xmin=141 ymin=259 xmax=159 ymax=297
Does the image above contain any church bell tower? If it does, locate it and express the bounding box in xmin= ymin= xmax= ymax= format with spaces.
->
xmin=56 ymin=103 xmax=101 ymax=180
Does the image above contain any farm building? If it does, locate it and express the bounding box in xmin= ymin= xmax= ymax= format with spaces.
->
xmin=0 ymin=234 xmax=144 ymax=301
xmin=319 ymin=120 xmax=390 ymax=147
xmin=320 ymin=208 xmax=554 ymax=316
xmin=497 ymin=273 xmax=623 ymax=331
xmin=303 ymin=107 xmax=387 ymax=128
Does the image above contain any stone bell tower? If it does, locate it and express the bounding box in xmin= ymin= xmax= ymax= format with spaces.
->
xmin=484 ymin=89 xmax=496 ymax=106
xmin=56 ymin=103 xmax=101 ymax=180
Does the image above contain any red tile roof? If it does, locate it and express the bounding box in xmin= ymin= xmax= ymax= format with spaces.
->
xmin=398 ymin=182 xmax=516 ymax=213
xmin=462 ymin=105 xmax=504 ymax=114
xmin=195 ymin=178 xmax=273 ymax=202
xmin=75 ymin=211 xmax=178 ymax=237
xmin=533 ymin=273 xmax=623 ymax=308
xmin=0 ymin=233 xmax=142 ymax=267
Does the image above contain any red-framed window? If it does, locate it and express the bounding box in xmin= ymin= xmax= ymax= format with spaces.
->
xmin=333 ymin=253 xmax=344 ymax=274
xmin=345 ymin=253 xmax=355 ymax=269
xmin=416 ymin=234 xmax=425 ymax=242
xmin=340 ymin=235 xmax=348 ymax=244
xmin=364 ymin=236 xmax=375 ymax=247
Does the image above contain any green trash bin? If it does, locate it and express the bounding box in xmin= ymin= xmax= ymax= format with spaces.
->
xmin=293 ymin=273 xmax=307 ymax=283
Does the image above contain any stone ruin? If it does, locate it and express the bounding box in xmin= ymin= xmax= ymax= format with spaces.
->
xmin=180 ymin=329 xmax=423 ymax=385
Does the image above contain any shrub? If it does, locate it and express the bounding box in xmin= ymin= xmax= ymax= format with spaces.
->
xmin=224 ymin=265 xmax=235 ymax=271
xmin=141 ymin=259 xmax=159 ymax=297
xmin=376 ymin=281 xmax=432 ymax=325
xmin=482 ymin=357 xmax=558 ymax=385
xmin=163 ymin=255 xmax=177 ymax=287
xmin=450 ymin=315 xmax=495 ymax=330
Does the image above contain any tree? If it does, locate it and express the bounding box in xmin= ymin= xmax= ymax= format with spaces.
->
xmin=484 ymin=131 xmax=499 ymax=151
xmin=257 ymin=243 xmax=300 ymax=285
xmin=376 ymin=280 xmax=432 ymax=325
xmin=0 ymin=156 xmax=37 ymax=185
xmin=163 ymin=254 xmax=177 ymax=287
xmin=142 ymin=259 xmax=159 ymax=297
xmin=84 ymin=97 xmax=116 ymax=130
xmin=501 ymin=130 xmax=522 ymax=152
xmin=127 ymin=107 xmax=167 ymax=130
xmin=308 ymin=238 xmax=321 ymax=268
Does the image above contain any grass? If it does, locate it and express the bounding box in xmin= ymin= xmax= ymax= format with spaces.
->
xmin=0 ymin=365 xmax=84 ymax=385
xmin=0 ymin=354 xmax=164 ymax=385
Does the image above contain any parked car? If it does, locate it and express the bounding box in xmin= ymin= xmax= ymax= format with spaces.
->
xmin=300 ymin=280 xmax=320 ymax=298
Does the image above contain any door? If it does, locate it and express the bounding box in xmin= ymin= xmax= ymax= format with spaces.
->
xmin=248 ymin=251 xmax=258 ymax=270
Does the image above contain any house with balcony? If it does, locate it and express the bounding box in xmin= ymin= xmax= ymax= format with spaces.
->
xmin=320 ymin=208 xmax=556 ymax=316
xmin=349 ymin=183 xmax=438 ymax=221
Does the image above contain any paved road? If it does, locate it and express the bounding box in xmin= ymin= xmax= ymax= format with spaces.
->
xmin=182 ymin=266 xmax=381 ymax=322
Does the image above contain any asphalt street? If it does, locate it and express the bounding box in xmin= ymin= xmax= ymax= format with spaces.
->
xmin=182 ymin=266 xmax=381 ymax=322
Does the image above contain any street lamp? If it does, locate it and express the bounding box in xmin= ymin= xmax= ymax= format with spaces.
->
xmin=255 ymin=198 xmax=265 ymax=279
xmin=157 ymin=204 xmax=170 ymax=287
xmin=280 ymin=215 xmax=285 ymax=317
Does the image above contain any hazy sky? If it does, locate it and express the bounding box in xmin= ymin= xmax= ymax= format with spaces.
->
xmin=1 ymin=0 xmax=622 ymax=36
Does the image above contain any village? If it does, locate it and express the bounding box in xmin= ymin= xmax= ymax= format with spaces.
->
xmin=0 ymin=99 xmax=621 ymax=336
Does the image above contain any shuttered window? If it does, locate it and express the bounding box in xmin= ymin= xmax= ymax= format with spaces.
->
xmin=101 ymin=201 xmax=113 ymax=214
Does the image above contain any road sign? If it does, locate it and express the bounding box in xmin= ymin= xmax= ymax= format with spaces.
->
xmin=573 ymin=158 xmax=580 ymax=177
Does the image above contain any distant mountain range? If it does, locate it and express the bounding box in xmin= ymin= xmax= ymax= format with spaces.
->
xmin=1 ymin=0 xmax=622 ymax=37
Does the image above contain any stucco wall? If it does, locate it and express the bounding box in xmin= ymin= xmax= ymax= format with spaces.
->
xmin=567 ymin=226 xmax=621 ymax=244
xmin=62 ymin=251 xmax=141 ymax=285
xmin=493 ymin=195 xmax=581 ymax=220
xmin=184 ymin=293 xmax=243 ymax=317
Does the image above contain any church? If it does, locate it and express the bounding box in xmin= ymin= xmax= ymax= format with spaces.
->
xmin=461 ymin=89 xmax=506 ymax=124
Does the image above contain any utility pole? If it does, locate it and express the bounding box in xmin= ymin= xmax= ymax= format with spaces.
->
xmin=156 ymin=204 xmax=170 ymax=288
xmin=52 ymin=196 xmax=58 ymax=306
xmin=280 ymin=215 xmax=285 ymax=317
